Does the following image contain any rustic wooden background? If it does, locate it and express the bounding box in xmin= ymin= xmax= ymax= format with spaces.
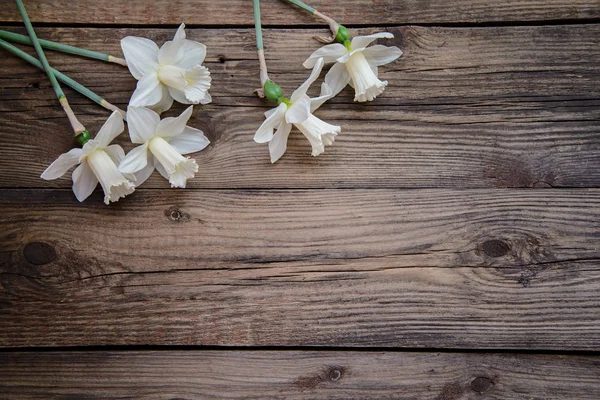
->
xmin=1 ymin=0 xmax=600 ymax=398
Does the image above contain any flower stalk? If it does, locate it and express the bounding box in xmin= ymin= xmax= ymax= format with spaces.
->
xmin=0 ymin=29 xmax=127 ymax=66
xmin=14 ymin=0 xmax=86 ymax=136
xmin=0 ymin=39 xmax=125 ymax=117
xmin=279 ymin=0 xmax=342 ymax=42
xmin=253 ymin=0 xmax=270 ymax=90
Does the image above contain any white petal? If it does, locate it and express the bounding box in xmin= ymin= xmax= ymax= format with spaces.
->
xmin=310 ymin=82 xmax=334 ymax=112
xmin=129 ymin=74 xmax=164 ymax=107
xmin=285 ymin=95 xmax=311 ymax=124
xmin=154 ymin=156 xmax=170 ymax=180
xmin=156 ymin=105 xmax=193 ymax=137
xmin=254 ymin=103 xmax=287 ymax=143
xmin=168 ymin=126 xmax=210 ymax=154
xmin=296 ymin=114 xmax=340 ymax=157
xmin=303 ymin=44 xmax=347 ymax=68
xmin=324 ymin=62 xmax=351 ymax=98
xmin=104 ymin=144 xmax=126 ymax=165
xmin=167 ymin=158 xmax=198 ymax=188
xmin=86 ymin=149 xmax=135 ymax=204
xmin=362 ymin=45 xmax=403 ymax=66
xmin=72 ymin=162 xmax=98 ymax=202
xmin=132 ymin=154 xmax=155 ymax=187
xmin=118 ymin=145 xmax=149 ymax=174
xmin=40 ymin=148 xmax=82 ymax=180
xmin=175 ymin=40 xmax=207 ymax=69
xmin=268 ymin=122 xmax=292 ymax=163
xmin=95 ymin=110 xmax=124 ymax=147
xmin=157 ymin=64 xmax=187 ymax=91
xmin=158 ymin=23 xmax=186 ymax=65
xmin=350 ymin=32 xmax=394 ymax=51
xmin=80 ymin=140 xmax=100 ymax=158
xmin=183 ymin=66 xmax=212 ymax=104
xmin=150 ymin=85 xmax=175 ymax=114
xmin=120 ymin=36 xmax=159 ymax=80
xmin=168 ymin=87 xmax=189 ymax=104
xmin=291 ymin=57 xmax=324 ymax=102
xmin=345 ymin=52 xmax=387 ymax=102
xmin=264 ymin=107 xmax=280 ymax=119
xmin=126 ymin=106 xmax=160 ymax=143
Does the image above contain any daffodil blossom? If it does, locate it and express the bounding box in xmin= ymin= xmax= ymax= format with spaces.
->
xmin=41 ymin=111 xmax=135 ymax=204
xmin=121 ymin=23 xmax=211 ymax=113
xmin=118 ymin=106 xmax=209 ymax=188
xmin=254 ymin=58 xmax=339 ymax=163
xmin=304 ymin=32 xmax=402 ymax=102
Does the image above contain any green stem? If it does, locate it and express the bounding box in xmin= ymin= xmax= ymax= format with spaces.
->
xmin=279 ymin=0 xmax=341 ymax=39
xmin=0 ymin=29 xmax=127 ymax=66
xmin=14 ymin=0 xmax=86 ymax=134
xmin=253 ymin=0 xmax=264 ymax=50
xmin=280 ymin=0 xmax=315 ymax=14
xmin=15 ymin=0 xmax=64 ymax=102
xmin=0 ymin=39 xmax=124 ymax=116
xmin=252 ymin=0 xmax=272 ymax=93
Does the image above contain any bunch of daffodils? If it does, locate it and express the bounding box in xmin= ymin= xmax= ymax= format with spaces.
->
xmin=252 ymin=0 xmax=402 ymax=162
xmin=11 ymin=0 xmax=403 ymax=205
xmin=40 ymin=24 xmax=211 ymax=204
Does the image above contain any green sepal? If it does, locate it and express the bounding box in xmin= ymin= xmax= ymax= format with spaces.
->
xmin=264 ymin=80 xmax=283 ymax=102
xmin=277 ymin=97 xmax=292 ymax=107
xmin=76 ymin=130 xmax=91 ymax=147
xmin=335 ymin=25 xmax=351 ymax=44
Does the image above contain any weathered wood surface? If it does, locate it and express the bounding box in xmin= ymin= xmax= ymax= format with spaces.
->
xmin=2 ymin=188 xmax=599 ymax=349
xmin=1 ymin=26 xmax=599 ymax=189
xmin=1 ymin=0 xmax=600 ymax=396
xmin=1 ymin=0 xmax=599 ymax=25
xmin=1 ymin=351 xmax=600 ymax=400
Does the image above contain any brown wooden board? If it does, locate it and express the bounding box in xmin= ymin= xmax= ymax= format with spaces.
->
xmin=1 ymin=351 xmax=600 ymax=399
xmin=2 ymin=188 xmax=599 ymax=349
xmin=0 ymin=0 xmax=599 ymax=25
xmin=0 ymin=26 xmax=599 ymax=189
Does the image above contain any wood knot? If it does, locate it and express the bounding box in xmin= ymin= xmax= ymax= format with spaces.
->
xmin=294 ymin=366 xmax=346 ymax=391
xmin=470 ymin=376 xmax=494 ymax=393
xmin=328 ymin=368 xmax=343 ymax=382
xmin=482 ymin=239 xmax=510 ymax=257
xmin=165 ymin=208 xmax=190 ymax=223
xmin=217 ymin=54 xmax=227 ymax=63
xmin=23 ymin=242 xmax=57 ymax=265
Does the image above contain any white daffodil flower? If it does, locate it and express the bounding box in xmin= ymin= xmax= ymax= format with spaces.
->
xmin=41 ymin=111 xmax=135 ymax=204
xmin=118 ymin=106 xmax=210 ymax=188
xmin=254 ymin=58 xmax=340 ymax=163
xmin=304 ymin=32 xmax=402 ymax=102
xmin=121 ymin=23 xmax=211 ymax=113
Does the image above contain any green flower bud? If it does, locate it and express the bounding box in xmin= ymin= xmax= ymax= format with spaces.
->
xmin=335 ymin=25 xmax=351 ymax=44
xmin=264 ymin=80 xmax=283 ymax=103
xmin=76 ymin=130 xmax=91 ymax=147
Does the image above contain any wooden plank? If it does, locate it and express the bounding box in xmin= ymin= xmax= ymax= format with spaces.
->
xmin=1 ymin=350 xmax=599 ymax=399
xmin=1 ymin=188 xmax=599 ymax=349
xmin=0 ymin=0 xmax=599 ymax=25
xmin=1 ymin=25 xmax=599 ymax=189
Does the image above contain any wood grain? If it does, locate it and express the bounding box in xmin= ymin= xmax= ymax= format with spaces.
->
xmin=0 ymin=25 xmax=599 ymax=189
xmin=1 ymin=188 xmax=599 ymax=349
xmin=1 ymin=351 xmax=599 ymax=399
xmin=0 ymin=0 xmax=599 ymax=25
